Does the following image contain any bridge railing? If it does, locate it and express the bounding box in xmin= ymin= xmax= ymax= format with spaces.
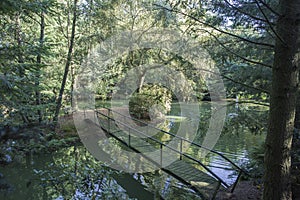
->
xmin=92 ymin=106 xmax=247 ymax=191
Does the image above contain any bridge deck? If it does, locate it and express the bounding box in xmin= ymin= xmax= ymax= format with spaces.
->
xmin=164 ymin=160 xmax=221 ymax=199
xmin=106 ymin=128 xmax=221 ymax=199
xmin=96 ymin=111 xmax=225 ymax=199
xmin=81 ymin=107 xmax=245 ymax=199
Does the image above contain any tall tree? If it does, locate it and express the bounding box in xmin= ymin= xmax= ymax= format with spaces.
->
xmin=0 ymin=0 xmax=52 ymax=125
xmin=154 ymin=0 xmax=274 ymax=101
xmin=54 ymin=0 xmax=78 ymax=122
xmin=263 ymin=0 xmax=300 ymax=199
xmin=155 ymin=0 xmax=300 ymax=198
xmin=35 ymin=6 xmax=45 ymax=123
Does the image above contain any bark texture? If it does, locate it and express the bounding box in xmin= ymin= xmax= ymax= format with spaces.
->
xmin=54 ymin=0 xmax=77 ymax=122
xmin=263 ymin=1 xmax=300 ymax=199
xmin=36 ymin=11 xmax=45 ymax=123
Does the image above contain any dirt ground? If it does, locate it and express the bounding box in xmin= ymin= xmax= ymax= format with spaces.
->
xmin=216 ymin=181 xmax=263 ymax=200
xmin=216 ymin=180 xmax=300 ymax=200
xmin=59 ymin=112 xmax=300 ymax=200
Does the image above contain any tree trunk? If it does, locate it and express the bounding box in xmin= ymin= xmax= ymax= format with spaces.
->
xmin=70 ymin=64 xmax=78 ymax=110
xmin=54 ymin=0 xmax=78 ymax=122
xmin=15 ymin=12 xmax=29 ymax=123
xmin=137 ymin=69 xmax=146 ymax=93
xmin=263 ymin=1 xmax=300 ymax=199
xmin=36 ymin=11 xmax=45 ymax=123
xmin=15 ymin=13 xmax=24 ymax=67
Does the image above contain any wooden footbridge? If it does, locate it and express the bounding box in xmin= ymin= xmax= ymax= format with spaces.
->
xmin=81 ymin=107 xmax=246 ymax=200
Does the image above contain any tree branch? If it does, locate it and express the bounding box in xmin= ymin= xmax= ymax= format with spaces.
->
xmin=154 ymin=3 xmax=275 ymax=48
xmin=224 ymin=0 xmax=272 ymax=24
xmin=197 ymin=67 xmax=270 ymax=94
xmin=54 ymin=0 xmax=78 ymax=123
xmin=222 ymin=73 xmax=269 ymax=94
xmin=255 ymin=0 xmax=286 ymax=46
xmin=257 ymin=0 xmax=280 ymax=16
xmin=226 ymin=99 xmax=269 ymax=107
xmin=197 ymin=28 xmax=273 ymax=68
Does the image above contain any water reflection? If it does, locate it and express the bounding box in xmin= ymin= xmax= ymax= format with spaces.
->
xmin=0 ymin=145 xmax=201 ymax=200
xmin=0 ymin=102 xmax=267 ymax=199
xmin=166 ymin=102 xmax=267 ymax=185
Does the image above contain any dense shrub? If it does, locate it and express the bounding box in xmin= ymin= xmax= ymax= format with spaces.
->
xmin=129 ymin=84 xmax=172 ymax=120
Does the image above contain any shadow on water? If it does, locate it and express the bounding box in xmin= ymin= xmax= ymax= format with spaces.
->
xmin=0 ymin=144 xmax=201 ymax=200
xmin=166 ymin=102 xmax=267 ymax=185
xmin=0 ymin=101 xmax=267 ymax=199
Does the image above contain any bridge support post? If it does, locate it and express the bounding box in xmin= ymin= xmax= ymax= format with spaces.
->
xmin=212 ymin=181 xmax=221 ymax=200
xmin=230 ymin=170 xmax=243 ymax=193
xmin=108 ymin=108 xmax=111 ymax=132
xmin=146 ymin=125 xmax=148 ymax=136
xmin=128 ymin=128 xmax=131 ymax=147
xmin=180 ymin=138 xmax=183 ymax=160
xmin=160 ymin=143 xmax=163 ymax=168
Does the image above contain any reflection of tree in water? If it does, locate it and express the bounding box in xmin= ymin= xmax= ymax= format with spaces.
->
xmin=223 ymin=103 xmax=268 ymax=135
xmin=139 ymin=170 xmax=201 ymax=199
xmin=163 ymin=102 xmax=267 ymax=185
xmin=129 ymin=84 xmax=172 ymax=121
xmin=27 ymin=145 xmax=202 ymax=199
xmin=34 ymin=146 xmax=128 ymax=199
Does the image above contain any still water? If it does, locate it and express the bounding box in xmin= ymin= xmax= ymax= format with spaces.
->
xmin=0 ymin=102 xmax=267 ymax=199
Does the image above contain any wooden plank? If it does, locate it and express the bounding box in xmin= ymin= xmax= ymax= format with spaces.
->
xmin=165 ymin=160 xmax=216 ymax=183
xmin=104 ymin=130 xmax=159 ymax=157
xmin=164 ymin=160 xmax=223 ymax=199
xmin=96 ymin=114 xmax=224 ymax=199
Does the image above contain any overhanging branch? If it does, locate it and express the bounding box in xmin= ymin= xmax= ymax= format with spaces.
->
xmin=196 ymin=28 xmax=273 ymax=68
xmin=153 ymin=3 xmax=275 ymax=48
xmin=257 ymin=0 xmax=280 ymax=16
xmin=224 ymin=0 xmax=272 ymax=24
xmin=255 ymin=0 xmax=286 ymax=46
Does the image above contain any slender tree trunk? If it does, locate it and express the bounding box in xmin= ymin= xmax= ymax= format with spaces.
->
xmin=70 ymin=64 xmax=78 ymax=110
xmin=54 ymin=0 xmax=78 ymax=122
xmin=294 ymin=86 xmax=300 ymax=129
xmin=15 ymin=13 xmax=24 ymax=67
xmin=263 ymin=1 xmax=300 ymax=199
xmin=36 ymin=11 xmax=45 ymax=123
xmin=137 ymin=70 xmax=146 ymax=92
xmin=15 ymin=12 xmax=29 ymax=124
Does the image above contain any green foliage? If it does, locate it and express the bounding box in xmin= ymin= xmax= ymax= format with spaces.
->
xmin=0 ymin=0 xmax=290 ymax=198
xmin=244 ymin=141 xmax=265 ymax=179
xmin=1 ymin=0 xmax=275 ymax=126
xmin=129 ymin=84 xmax=172 ymax=119
xmin=0 ymin=125 xmax=79 ymax=162
xmin=176 ymin=0 xmax=274 ymax=102
xmin=0 ymin=0 xmax=58 ymax=125
xmin=223 ymin=103 xmax=268 ymax=135
xmin=59 ymin=122 xmax=77 ymax=133
xmin=32 ymin=147 xmax=130 ymax=199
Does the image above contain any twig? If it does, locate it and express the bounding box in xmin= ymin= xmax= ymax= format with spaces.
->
xmin=197 ymin=28 xmax=273 ymax=68
xmin=153 ymin=3 xmax=275 ymax=48
xmin=255 ymin=0 xmax=286 ymax=46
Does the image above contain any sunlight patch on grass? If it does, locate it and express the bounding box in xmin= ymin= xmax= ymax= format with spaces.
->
xmin=165 ymin=115 xmax=186 ymax=122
